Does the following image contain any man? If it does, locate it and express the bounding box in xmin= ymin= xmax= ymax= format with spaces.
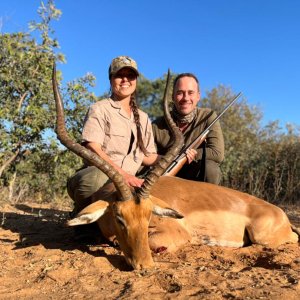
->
xmin=152 ymin=73 xmax=224 ymax=184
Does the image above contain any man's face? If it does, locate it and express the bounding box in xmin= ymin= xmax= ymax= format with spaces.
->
xmin=173 ymin=76 xmax=200 ymax=116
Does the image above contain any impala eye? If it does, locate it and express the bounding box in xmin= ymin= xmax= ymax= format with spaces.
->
xmin=116 ymin=216 xmax=126 ymax=228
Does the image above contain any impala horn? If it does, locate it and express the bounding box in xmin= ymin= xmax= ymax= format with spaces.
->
xmin=137 ymin=70 xmax=184 ymax=198
xmin=52 ymin=63 xmax=133 ymax=201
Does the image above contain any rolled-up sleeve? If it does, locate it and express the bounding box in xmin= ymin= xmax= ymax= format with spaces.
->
xmin=144 ymin=117 xmax=157 ymax=154
xmin=82 ymin=104 xmax=106 ymax=145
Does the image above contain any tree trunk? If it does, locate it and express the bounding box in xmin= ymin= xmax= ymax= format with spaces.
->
xmin=0 ymin=149 xmax=20 ymax=178
xmin=8 ymin=171 xmax=17 ymax=203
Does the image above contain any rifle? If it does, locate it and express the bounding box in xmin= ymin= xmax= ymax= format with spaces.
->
xmin=163 ymin=92 xmax=242 ymax=176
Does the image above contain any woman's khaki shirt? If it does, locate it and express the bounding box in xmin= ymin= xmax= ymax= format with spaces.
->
xmin=82 ymin=98 xmax=156 ymax=175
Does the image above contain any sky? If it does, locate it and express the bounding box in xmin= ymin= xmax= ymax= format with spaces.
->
xmin=1 ymin=0 xmax=299 ymax=128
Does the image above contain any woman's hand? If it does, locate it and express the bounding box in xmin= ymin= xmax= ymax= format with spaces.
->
xmin=123 ymin=173 xmax=144 ymax=188
xmin=185 ymin=149 xmax=197 ymax=164
xmin=85 ymin=142 xmax=144 ymax=187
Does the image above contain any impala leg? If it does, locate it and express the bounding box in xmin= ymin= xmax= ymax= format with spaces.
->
xmin=246 ymin=206 xmax=298 ymax=247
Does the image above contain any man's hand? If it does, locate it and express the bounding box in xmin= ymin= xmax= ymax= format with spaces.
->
xmin=185 ymin=149 xmax=197 ymax=164
xmin=123 ymin=173 xmax=144 ymax=188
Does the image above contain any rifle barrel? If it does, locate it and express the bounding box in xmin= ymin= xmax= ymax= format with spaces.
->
xmin=180 ymin=92 xmax=242 ymax=154
xmin=205 ymin=92 xmax=242 ymax=132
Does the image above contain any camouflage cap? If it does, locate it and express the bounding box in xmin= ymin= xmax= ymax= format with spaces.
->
xmin=109 ymin=56 xmax=139 ymax=78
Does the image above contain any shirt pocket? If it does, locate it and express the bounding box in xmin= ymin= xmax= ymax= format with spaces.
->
xmin=107 ymin=126 xmax=128 ymax=137
xmin=104 ymin=126 xmax=130 ymax=156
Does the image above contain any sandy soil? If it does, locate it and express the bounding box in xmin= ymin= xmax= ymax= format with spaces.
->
xmin=0 ymin=202 xmax=299 ymax=299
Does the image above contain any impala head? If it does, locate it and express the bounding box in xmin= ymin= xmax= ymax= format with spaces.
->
xmin=53 ymin=64 xmax=184 ymax=269
xmin=112 ymin=194 xmax=184 ymax=269
xmin=112 ymin=197 xmax=154 ymax=268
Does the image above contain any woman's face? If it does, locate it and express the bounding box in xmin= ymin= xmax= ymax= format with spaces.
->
xmin=111 ymin=67 xmax=137 ymax=100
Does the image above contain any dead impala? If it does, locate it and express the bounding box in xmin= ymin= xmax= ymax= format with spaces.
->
xmin=53 ymin=65 xmax=299 ymax=270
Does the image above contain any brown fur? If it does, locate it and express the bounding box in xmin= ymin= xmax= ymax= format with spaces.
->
xmin=69 ymin=176 xmax=299 ymax=269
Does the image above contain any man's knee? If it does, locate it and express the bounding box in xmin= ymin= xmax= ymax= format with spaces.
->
xmin=205 ymin=160 xmax=221 ymax=185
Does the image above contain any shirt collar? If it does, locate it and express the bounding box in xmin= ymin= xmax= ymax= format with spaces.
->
xmin=108 ymin=97 xmax=133 ymax=120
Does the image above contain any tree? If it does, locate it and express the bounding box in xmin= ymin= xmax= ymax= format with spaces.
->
xmin=0 ymin=1 xmax=63 ymax=181
xmin=137 ymin=73 xmax=174 ymax=119
xmin=201 ymin=86 xmax=263 ymax=190
xmin=256 ymin=122 xmax=300 ymax=203
xmin=0 ymin=1 xmax=100 ymax=203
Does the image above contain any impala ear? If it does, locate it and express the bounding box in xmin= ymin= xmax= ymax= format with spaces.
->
xmin=152 ymin=205 xmax=184 ymax=219
xmin=150 ymin=195 xmax=184 ymax=219
xmin=66 ymin=200 xmax=109 ymax=226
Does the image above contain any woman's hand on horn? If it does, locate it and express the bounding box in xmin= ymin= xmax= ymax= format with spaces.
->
xmin=123 ymin=173 xmax=144 ymax=188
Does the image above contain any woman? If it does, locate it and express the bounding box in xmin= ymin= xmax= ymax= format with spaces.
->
xmin=67 ymin=56 xmax=159 ymax=216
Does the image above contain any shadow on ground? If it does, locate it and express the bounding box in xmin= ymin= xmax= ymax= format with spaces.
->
xmin=0 ymin=203 xmax=130 ymax=271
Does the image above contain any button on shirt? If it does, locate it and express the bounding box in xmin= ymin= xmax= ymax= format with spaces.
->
xmin=82 ymin=98 xmax=156 ymax=175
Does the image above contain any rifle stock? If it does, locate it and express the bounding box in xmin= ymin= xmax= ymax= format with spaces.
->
xmin=162 ymin=92 xmax=242 ymax=177
xmin=163 ymin=131 xmax=209 ymax=176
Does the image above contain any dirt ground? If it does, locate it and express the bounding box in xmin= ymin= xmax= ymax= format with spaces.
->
xmin=0 ymin=202 xmax=299 ymax=300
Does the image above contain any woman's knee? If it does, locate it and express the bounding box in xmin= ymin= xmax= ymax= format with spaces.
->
xmin=67 ymin=166 xmax=109 ymax=201
xmin=80 ymin=166 xmax=107 ymax=189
